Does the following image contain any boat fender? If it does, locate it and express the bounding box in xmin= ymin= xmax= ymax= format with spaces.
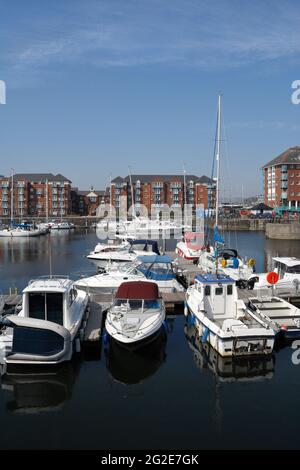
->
xmin=280 ymin=324 xmax=288 ymax=331
xmin=202 ymin=327 xmax=209 ymax=343
xmin=248 ymin=258 xmax=256 ymax=267
xmin=79 ymin=328 xmax=84 ymax=341
xmin=184 ymin=302 xmax=189 ymax=317
xmin=221 ymin=259 xmax=227 ymax=268
xmin=187 ymin=314 xmax=195 ymax=327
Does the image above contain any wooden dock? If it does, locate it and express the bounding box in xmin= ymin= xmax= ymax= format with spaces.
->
xmin=83 ymin=301 xmax=104 ymax=343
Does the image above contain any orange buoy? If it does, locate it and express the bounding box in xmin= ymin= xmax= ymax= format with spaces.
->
xmin=266 ymin=271 xmax=279 ymax=285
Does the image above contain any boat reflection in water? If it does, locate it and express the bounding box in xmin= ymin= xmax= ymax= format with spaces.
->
xmin=104 ymin=329 xmax=167 ymax=385
xmin=184 ymin=323 xmax=275 ymax=382
xmin=0 ymin=360 xmax=81 ymax=414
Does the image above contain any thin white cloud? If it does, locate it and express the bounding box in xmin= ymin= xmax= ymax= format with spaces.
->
xmin=228 ymin=121 xmax=300 ymax=131
xmin=2 ymin=0 xmax=300 ymax=75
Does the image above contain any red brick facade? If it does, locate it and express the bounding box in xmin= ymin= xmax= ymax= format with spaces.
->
xmin=111 ymin=174 xmax=215 ymax=214
xmin=263 ymin=147 xmax=300 ymax=211
xmin=0 ymin=173 xmax=72 ymax=218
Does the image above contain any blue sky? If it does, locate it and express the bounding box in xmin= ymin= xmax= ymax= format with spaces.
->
xmin=0 ymin=0 xmax=300 ymax=197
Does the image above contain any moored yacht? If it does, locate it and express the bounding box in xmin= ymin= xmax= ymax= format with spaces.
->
xmin=176 ymin=232 xmax=203 ymax=260
xmin=105 ymin=281 xmax=165 ymax=347
xmin=86 ymin=239 xmax=160 ymax=264
xmin=247 ymin=295 xmax=300 ymax=339
xmin=0 ymin=224 xmax=46 ymax=237
xmin=0 ymin=277 xmax=89 ymax=365
xmin=247 ymin=257 xmax=300 ymax=291
xmin=197 ymin=95 xmax=255 ymax=285
xmin=185 ymin=273 xmax=275 ymax=357
xmin=198 ymin=246 xmax=255 ymax=286
xmin=76 ymin=255 xmax=184 ymax=294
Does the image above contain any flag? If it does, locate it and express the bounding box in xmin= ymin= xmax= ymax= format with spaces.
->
xmin=213 ymin=226 xmax=224 ymax=244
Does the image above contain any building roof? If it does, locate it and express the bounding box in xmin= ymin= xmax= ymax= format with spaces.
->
xmin=250 ymin=203 xmax=273 ymax=211
xmin=111 ymin=174 xmax=215 ymax=185
xmin=262 ymin=146 xmax=300 ymax=169
xmin=76 ymin=189 xmax=105 ymax=197
xmin=1 ymin=173 xmax=71 ymax=183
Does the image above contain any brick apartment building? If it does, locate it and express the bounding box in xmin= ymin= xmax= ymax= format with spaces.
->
xmin=263 ymin=146 xmax=300 ymax=213
xmin=110 ymin=174 xmax=216 ymax=214
xmin=71 ymin=187 xmax=109 ymax=215
xmin=0 ymin=173 xmax=72 ymax=218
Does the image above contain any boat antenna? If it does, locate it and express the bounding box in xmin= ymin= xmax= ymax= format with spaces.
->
xmin=182 ymin=161 xmax=187 ymax=207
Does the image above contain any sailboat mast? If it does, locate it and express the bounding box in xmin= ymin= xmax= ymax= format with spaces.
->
xmin=183 ymin=162 xmax=187 ymax=207
xmin=10 ymin=169 xmax=14 ymax=226
xmin=128 ymin=167 xmax=135 ymax=218
xmin=215 ymin=94 xmax=221 ymax=228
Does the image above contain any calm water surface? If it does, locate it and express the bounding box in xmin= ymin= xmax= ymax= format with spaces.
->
xmin=0 ymin=230 xmax=300 ymax=450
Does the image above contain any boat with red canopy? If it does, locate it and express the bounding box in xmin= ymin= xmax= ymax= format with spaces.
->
xmin=105 ymin=281 xmax=165 ymax=347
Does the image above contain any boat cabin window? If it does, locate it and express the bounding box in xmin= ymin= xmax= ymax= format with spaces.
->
xmin=287 ymin=265 xmax=300 ymax=274
xmin=12 ymin=326 xmax=64 ymax=357
xmin=68 ymin=288 xmax=77 ymax=306
xmin=28 ymin=292 xmax=64 ymax=325
xmin=114 ymin=298 xmax=160 ymax=311
xmin=227 ymin=284 xmax=233 ymax=295
xmin=204 ymin=285 xmax=211 ymax=296
xmin=215 ymin=287 xmax=223 ymax=295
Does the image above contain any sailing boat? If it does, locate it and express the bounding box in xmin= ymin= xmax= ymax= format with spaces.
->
xmin=197 ymin=95 xmax=255 ymax=285
xmin=0 ymin=170 xmax=44 ymax=237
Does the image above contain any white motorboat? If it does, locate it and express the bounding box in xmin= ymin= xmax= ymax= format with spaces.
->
xmin=185 ymin=273 xmax=275 ymax=357
xmin=0 ymin=226 xmax=45 ymax=237
xmin=247 ymin=257 xmax=300 ymax=292
xmin=247 ymin=295 xmax=300 ymax=339
xmin=0 ymin=277 xmax=89 ymax=365
xmin=176 ymin=232 xmax=204 ymax=260
xmin=50 ymin=221 xmax=75 ymax=230
xmin=97 ymin=216 xmax=185 ymax=239
xmin=86 ymin=239 xmax=160 ymax=264
xmin=76 ymin=255 xmax=185 ymax=294
xmin=105 ymin=281 xmax=165 ymax=347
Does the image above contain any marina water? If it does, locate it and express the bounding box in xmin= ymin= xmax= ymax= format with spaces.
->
xmin=0 ymin=230 xmax=300 ymax=449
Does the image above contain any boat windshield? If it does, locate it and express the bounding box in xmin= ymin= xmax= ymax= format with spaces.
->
xmin=113 ymin=298 xmax=161 ymax=311
xmin=118 ymin=260 xmax=141 ymax=273
xmin=28 ymin=292 xmax=64 ymax=325
xmin=138 ymin=262 xmax=174 ymax=279
xmin=287 ymin=265 xmax=300 ymax=274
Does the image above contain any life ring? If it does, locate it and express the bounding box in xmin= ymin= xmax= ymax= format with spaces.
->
xmin=266 ymin=271 xmax=279 ymax=285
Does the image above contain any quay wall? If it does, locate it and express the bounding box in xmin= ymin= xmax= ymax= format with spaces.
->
xmin=266 ymin=223 xmax=300 ymax=240
xmin=207 ymin=218 xmax=266 ymax=231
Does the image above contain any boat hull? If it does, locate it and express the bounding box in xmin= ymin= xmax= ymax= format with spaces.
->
xmin=186 ymin=305 xmax=274 ymax=357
